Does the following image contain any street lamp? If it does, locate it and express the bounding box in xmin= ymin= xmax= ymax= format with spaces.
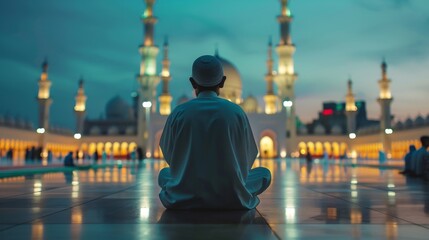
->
xmin=36 ymin=128 xmax=45 ymax=134
xmin=283 ymin=100 xmax=293 ymax=108
xmin=142 ymin=101 xmax=152 ymax=108
xmin=74 ymin=133 xmax=82 ymax=140
xmin=385 ymin=128 xmax=393 ymax=135
xmin=349 ymin=133 xmax=356 ymax=139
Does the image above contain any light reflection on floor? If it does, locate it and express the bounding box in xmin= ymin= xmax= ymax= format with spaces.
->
xmin=0 ymin=159 xmax=428 ymax=239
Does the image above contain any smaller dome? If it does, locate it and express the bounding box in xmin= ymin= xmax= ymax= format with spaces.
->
xmin=126 ymin=126 xmax=136 ymax=135
xmin=107 ymin=126 xmax=119 ymax=135
xmin=242 ymin=95 xmax=258 ymax=113
xmin=395 ymin=121 xmax=404 ymax=129
xmin=415 ymin=115 xmax=425 ymax=126
xmin=404 ymin=117 xmax=413 ymax=128
xmin=331 ymin=125 xmax=342 ymax=135
xmin=90 ymin=126 xmax=101 ymax=135
xmin=314 ymin=124 xmax=325 ymax=135
xmin=215 ymin=53 xmax=242 ymax=104
xmin=106 ymin=96 xmax=132 ymax=120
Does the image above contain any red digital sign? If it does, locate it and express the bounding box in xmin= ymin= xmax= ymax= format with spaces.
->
xmin=322 ymin=109 xmax=334 ymax=116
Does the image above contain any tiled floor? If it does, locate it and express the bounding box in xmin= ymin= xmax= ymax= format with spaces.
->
xmin=0 ymin=159 xmax=428 ymax=239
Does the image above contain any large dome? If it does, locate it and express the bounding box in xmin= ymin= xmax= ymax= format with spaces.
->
xmin=215 ymin=53 xmax=242 ymax=104
xmin=106 ymin=95 xmax=133 ymax=120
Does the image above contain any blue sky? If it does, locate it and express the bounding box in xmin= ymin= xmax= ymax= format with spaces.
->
xmin=0 ymin=0 xmax=428 ymax=129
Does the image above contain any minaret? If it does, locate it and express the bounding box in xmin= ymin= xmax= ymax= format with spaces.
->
xmin=377 ymin=59 xmax=393 ymax=156
xmin=345 ymin=78 xmax=357 ymax=135
xmin=136 ymin=0 xmax=160 ymax=154
xmin=159 ymin=37 xmax=172 ymax=115
xmin=74 ymin=77 xmax=87 ymax=136
xmin=263 ymin=37 xmax=278 ymax=114
xmin=37 ymin=59 xmax=52 ymax=154
xmin=273 ymin=0 xmax=298 ymax=156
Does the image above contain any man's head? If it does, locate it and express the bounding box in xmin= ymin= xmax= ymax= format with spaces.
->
xmin=189 ymin=55 xmax=226 ymax=96
xmin=420 ymin=136 xmax=429 ymax=148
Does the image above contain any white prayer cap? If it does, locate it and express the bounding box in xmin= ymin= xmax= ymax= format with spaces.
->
xmin=192 ymin=55 xmax=224 ymax=87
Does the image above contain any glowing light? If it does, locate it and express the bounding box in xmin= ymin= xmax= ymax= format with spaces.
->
xmin=388 ymin=191 xmax=396 ymax=197
xmin=36 ymin=128 xmax=45 ymax=134
xmin=140 ymin=207 xmax=150 ymax=220
xmin=349 ymin=133 xmax=356 ymax=139
xmin=351 ymin=150 xmax=358 ymax=159
xmin=34 ymin=180 xmax=42 ymax=196
xmin=351 ymin=191 xmax=358 ymax=198
xmin=146 ymin=152 xmax=152 ymax=158
xmin=322 ymin=109 xmax=333 ymax=116
xmin=385 ymin=128 xmax=393 ymax=134
xmin=351 ymin=179 xmax=358 ymax=184
xmin=142 ymin=101 xmax=152 ymax=108
xmin=285 ymin=207 xmax=296 ymax=223
xmin=283 ymin=100 xmax=293 ymax=108
xmin=280 ymin=150 xmax=287 ymax=158
xmin=388 ymin=184 xmax=395 ymax=188
xmin=74 ymin=133 xmax=82 ymax=140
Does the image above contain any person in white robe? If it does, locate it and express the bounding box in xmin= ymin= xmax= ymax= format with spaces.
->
xmin=158 ymin=55 xmax=271 ymax=209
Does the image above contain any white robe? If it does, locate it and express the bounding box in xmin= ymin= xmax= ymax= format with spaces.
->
xmin=159 ymin=91 xmax=264 ymax=209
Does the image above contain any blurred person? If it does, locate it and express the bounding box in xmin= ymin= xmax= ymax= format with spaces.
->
xmin=399 ymin=145 xmax=416 ymax=175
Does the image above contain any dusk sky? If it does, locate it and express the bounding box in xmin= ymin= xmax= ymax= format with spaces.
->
xmin=0 ymin=0 xmax=428 ymax=130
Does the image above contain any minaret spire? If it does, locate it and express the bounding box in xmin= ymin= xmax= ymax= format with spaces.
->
xmin=159 ymin=36 xmax=172 ymax=115
xmin=37 ymin=59 xmax=53 ymax=157
xmin=345 ymin=78 xmax=358 ymax=138
xmin=264 ymin=36 xmax=277 ymax=114
xmin=137 ymin=0 xmax=161 ymax=155
xmin=274 ymin=0 xmax=298 ymax=156
xmin=377 ymin=58 xmax=393 ymax=157
xmin=74 ymin=76 xmax=87 ymax=137
xmin=142 ymin=0 xmax=157 ymax=47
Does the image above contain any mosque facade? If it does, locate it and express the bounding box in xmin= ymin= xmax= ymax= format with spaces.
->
xmin=1 ymin=0 xmax=428 ymax=161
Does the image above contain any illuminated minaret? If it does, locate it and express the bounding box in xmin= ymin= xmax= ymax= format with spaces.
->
xmin=37 ymin=59 xmax=52 ymax=152
xmin=377 ymin=59 xmax=393 ymax=156
xmin=74 ymin=77 xmax=87 ymax=136
xmin=159 ymin=37 xmax=172 ymax=115
xmin=274 ymin=0 xmax=297 ymax=156
xmin=136 ymin=0 xmax=160 ymax=152
xmin=263 ymin=37 xmax=278 ymax=114
xmin=345 ymin=78 xmax=357 ymax=135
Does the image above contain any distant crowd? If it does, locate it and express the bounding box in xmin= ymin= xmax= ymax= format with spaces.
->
xmin=400 ymin=135 xmax=429 ymax=180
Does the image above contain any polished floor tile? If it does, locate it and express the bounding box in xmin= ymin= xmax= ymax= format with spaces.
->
xmin=0 ymin=224 xmax=277 ymax=240
xmin=0 ymin=159 xmax=428 ymax=239
xmin=270 ymin=224 xmax=429 ymax=240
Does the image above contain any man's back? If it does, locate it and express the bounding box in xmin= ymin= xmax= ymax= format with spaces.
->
xmin=159 ymin=91 xmax=259 ymax=209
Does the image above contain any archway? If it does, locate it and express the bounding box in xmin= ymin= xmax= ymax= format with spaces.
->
xmin=260 ymin=136 xmax=275 ymax=158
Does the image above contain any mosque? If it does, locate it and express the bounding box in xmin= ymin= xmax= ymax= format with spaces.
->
xmin=1 ymin=0 xmax=428 ymax=161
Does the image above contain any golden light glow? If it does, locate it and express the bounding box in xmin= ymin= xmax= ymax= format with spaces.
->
xmin=260 ymin=136 xmax=275 ymax=158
